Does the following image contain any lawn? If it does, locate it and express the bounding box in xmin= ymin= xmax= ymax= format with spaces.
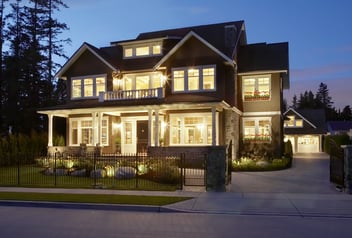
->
xmin=0 ymin=165 xmax=181 ymax=191
xmin=0 ymin=192 xmax=192 ymax=206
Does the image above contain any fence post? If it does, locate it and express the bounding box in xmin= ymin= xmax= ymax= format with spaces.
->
xmin=180 ymin=153 xmax=184 ymax=190
xmin=93 ymin=151 xmax=97 ymax=188
xmin=342 ymin=145 xmax=352 ymax=194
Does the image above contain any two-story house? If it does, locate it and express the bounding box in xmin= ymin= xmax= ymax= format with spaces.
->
xmin=38 ymin=21 xmax=289 ymax=160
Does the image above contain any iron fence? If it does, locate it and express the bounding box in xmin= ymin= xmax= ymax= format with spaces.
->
xmin=0 ymin=152 xmax=184 ymax=191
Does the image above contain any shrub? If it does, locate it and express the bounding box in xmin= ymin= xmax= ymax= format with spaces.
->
xmin=324 ymin=134 xmax=351 ymax=154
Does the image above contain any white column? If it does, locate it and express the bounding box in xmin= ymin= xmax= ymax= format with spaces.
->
xmin=212 ymin=107 xmax=216 ymax=146
xmin=154 ymin=109 xmax=159 ymax=146
xmin=148 ymin=109 xmax=152 ymax=146
xmin=97 ymin=112 xmax=102 ymax=146
xmin=92 ymin=113 xmax=96 ymax=146
xmin=48 ymin=114 xmax=53 ymax=147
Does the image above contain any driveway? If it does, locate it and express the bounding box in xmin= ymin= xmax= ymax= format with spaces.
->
xmin=230 ymin=153 xmax=340 ymax=194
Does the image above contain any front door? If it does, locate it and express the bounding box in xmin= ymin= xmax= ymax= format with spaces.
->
xmin=137 ymin=120 xmax=148 ymax=153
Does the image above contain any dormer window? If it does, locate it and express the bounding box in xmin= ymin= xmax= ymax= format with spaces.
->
xmin=123 ymin=42 xmax=162 ymax=58
xmin=284 ymin=116 xmax=303 ymax=128
xmin=71 ymin=74 xmax=106 ymax=99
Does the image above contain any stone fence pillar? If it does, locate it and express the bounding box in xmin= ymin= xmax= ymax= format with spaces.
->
xmin=342 ymin=145 xmax=352 ymax=194
xmin=206 ymin=146 xmax=227 ymax=192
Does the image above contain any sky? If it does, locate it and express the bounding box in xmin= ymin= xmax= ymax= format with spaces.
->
xmin=53 ymin=0 xmax=352 ymax=110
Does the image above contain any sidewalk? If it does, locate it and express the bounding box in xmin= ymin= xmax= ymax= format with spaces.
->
xmin=1 ymin=187 xmax=352 ymax=218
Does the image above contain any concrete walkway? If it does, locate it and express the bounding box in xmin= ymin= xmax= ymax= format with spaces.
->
xmin=1 ymin=153 xmax=352 ymax=217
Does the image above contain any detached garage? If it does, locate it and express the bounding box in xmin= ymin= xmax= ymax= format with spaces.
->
xmin=284 ymin=108 xmax=326 ymax=153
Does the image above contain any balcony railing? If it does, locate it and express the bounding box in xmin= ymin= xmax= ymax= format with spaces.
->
xmin=99 ymin=87 xmax=165 ymax=102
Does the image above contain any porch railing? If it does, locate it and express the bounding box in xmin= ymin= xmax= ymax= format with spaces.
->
xmin=99 ymin=87 xmax=165 ymax=102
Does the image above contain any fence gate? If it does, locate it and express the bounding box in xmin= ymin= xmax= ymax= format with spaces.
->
xmin=330 ymin=140 xmax=345 ymax=188
xmin=181 ymin=153 xmax=206 ymax=187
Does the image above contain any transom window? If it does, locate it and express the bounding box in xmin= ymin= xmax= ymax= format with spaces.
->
xmin=243 ymin=75 xmax=271 ymax=101
xmin=71 ymin=75 xmax=106 ymax=99
xmin=123 ymin=42 xmax=162 ymax=58
xmin=172 ymin=65 xmax=216 ymax=92
xmin=243 ymin=118 xmax=271 ymax=142
xmin=170 ymin=113 xmax=217 ymax=145
xmin=284 ymin=116 xmax=303 ymax=128
xmin=69 ymin=117 xmax=109 ymax=146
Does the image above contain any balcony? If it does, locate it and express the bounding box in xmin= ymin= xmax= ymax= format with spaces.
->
xmin=99 ymin=87 xmax=165 ymax=102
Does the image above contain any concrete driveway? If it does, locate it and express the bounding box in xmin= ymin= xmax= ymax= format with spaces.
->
xmin=230 ymin=153 xmax=340 ymax=194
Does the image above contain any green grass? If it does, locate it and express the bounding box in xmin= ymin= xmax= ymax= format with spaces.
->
xmin=0 ymin=165 xmax=180 ymax=191
xmin=0 ymin=192 xmax=192 ymax=206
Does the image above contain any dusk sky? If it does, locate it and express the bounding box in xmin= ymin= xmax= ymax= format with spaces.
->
xmin=54 ymin=0 xmax=352 ymax=110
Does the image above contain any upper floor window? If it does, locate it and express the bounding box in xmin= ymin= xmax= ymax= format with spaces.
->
xmin=243 ymin=117 xmax=271 ymax=142
xmin=243 ymin=75 xmax=271 ymax=101
xmin=118 ymin=72 xmax=165 ymax=91
xmin=123 ymin=42 xmax=162 ymax=58
xmin=284 ymin=116 xmax=303 ymax=128
xmin=71 ymin=75 xmax=106 ymax=99
xmin=172 ymin=65 xmax=216 ymax=92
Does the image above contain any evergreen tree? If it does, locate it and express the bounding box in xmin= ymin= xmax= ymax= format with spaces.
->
xmin=315 ymin=82 xmax=333 ymax=109
xmin=339 ymin=105 xmax=352 ymax=121
xmin=291 ymin=94 xmax=298 ymax=109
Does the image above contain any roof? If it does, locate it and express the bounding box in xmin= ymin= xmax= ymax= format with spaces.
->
xmin=237 ymin=42 xmax=290 ymax=89
xmin=284 ymin=108 xmax=327 ymax=135
xmin=327 ymin=121 xmax=352 ymax=132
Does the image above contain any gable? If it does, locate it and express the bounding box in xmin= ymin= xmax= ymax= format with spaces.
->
xmin=284 ymin=108 xmax=327 ymax=134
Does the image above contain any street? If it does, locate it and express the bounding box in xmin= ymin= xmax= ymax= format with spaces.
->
xmin=1 ymin=206 xmax=351 ymax=238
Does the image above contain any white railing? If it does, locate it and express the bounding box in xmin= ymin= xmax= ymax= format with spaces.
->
xmin=99 ymin=87 xmax=164 ymax=102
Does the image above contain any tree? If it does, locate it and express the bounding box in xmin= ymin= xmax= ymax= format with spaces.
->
xmin=291 ymin=94 xmax=298 ymax=109
xmin=315 ymin=82 xmax=333 ymax=109
xmin=339 ymin=105 xmax=352 ymax=121
xmin=0 ymin=0 xmax=8 ymax=132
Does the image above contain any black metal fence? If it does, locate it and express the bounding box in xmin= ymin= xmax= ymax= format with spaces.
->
xmin=0 ymin=151 xmax=208 ymax=191
xmin=329 ymin=139 xmax=345 ymax=188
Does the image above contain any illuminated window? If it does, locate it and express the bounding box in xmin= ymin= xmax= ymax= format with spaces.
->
xmin=123 ymin=42 xmax=162 ymax=58
xmin=136 ymin=75 xmax=149 ymax=90
xmin=69 ymin=117 xmax=108 ymax=146
xmin=284 ymin=115 xmax=303 ymax=128
xmin=136 ymin=46 xmax=149 ymax=56
xmin=122 ymin=72 xmax=164 ymax=91
xmin=243 ymin=118 xmax=271 ymax=142
xmin=170 ymin=113 xmax=215 ymax=145
xmin=243 ymin=75 xmax=271 ymax=101
xmin=172 ymin=65 xmax=216 ymax=92
xmin=71 ymin=75 xmax=106 ymax=99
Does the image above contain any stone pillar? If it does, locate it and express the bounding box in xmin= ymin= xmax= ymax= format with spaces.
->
xmin=211 ymin=107 xmax=216 ymax=146
xmin=206 ymin=146 xmax=227 ymax=192
xmin=342 ymin=145 xmax=352 ymax=194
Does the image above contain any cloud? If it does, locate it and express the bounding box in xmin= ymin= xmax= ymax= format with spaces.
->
xmin=291 ymin=63 xmax=352 ymax=81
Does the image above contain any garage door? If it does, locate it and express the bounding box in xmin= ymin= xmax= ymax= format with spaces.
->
xmin=297 ymin=135 xmax=319 ymax=153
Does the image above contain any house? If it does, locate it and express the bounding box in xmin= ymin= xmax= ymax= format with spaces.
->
xmin=38 ymin=21 xmax=289 ymax=160
xmin=327 ymin=121 xmax=352 ymax=139
xmin=283 ymin=108 xmax=327 ymax=153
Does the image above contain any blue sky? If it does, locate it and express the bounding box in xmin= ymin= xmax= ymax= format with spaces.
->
xmin=55 ymin=0 xmax=352 ymax=110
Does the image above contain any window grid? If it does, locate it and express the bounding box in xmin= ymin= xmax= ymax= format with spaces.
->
xmin=71 ymin=75 xmax=106 ymax=99
xmin=243 ymin=75 xmax=271 ymax=101
xmin=243 ymin=118 xmax=271 ymax=142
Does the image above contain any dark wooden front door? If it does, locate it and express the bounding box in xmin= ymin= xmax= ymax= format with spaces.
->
xmin=137 ymin=120 xmax=148 ymax=153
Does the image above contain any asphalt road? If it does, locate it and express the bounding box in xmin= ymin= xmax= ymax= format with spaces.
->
xmin=0 ymin=206 xmax=351 ymax=238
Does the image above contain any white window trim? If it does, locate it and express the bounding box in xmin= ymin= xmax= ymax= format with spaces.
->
xmin=242 ymin=117 xmax=272 ymax=142
xmin=169 ymin=112 xmax=218 ymax=146
xmin=284 ymin=116 xmax=303 ymax=128
xmin=69 ymin=117 xmax=109 ymax=146
xmin=242 ymin=74 xmax=271 ymax=101
xmin=121 ymin=72 xmax=164 ymax=90
xmin=171 ymin=65 xmax=216 ymax=93
xmin=123 ymin=42 xmax=162 ymax=59
xmin=71 ymin=74 xmax=107 ymax=99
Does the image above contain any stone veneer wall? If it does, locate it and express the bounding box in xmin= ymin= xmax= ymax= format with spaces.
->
xmin=224 ymin=109 xmax=240 ymax=161
xmin=342 ymin=145 xmax=352 ymax=193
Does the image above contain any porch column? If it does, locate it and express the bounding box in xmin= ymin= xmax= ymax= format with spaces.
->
xmin=48 ymin=114 xmax=53 ymax=147
xmin=154 ymin=109 xmax=159 ymax=146
xmin=97 ymin=112 xmax=102 ymax=146
xmin=211 ymin=107 xmax=216 ymax=146
xmin=92 ymin=112 xmax=97 ymax=146
xmin=148 ymin=109 xmax=152 ymax=147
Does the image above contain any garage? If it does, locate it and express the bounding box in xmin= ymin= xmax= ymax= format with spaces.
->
xmin=297 ymin=135 xmax=319 ymax=153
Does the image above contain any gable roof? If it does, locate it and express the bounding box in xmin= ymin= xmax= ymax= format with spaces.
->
xmin=55 ymin=42 xmax=119 ymax=79
xmin=284 ymin=108 xmax=327 ymax=134
xmin=154 ymin=31 xmax=235 ymax=70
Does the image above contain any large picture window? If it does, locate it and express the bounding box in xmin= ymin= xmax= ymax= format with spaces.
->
xmin=172 ymin=65 xmax=216 ymax=92
xmin=170 ymin=113 xmax=216 ymax=145
xmin=69 ymin=117 xmax=109 ymax=146
xmin=121 ymin=72 xmax=164 ymax=91
xmin=243 ymin=118 xmax=271 ymax=142
xmin=71 ymin=75 xmax=106 ymax=99
xmin=242 ymin=75 xmax=271 ymax=101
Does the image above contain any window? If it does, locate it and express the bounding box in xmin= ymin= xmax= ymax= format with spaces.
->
xmin=243 ymin=118 xmax=271 ymax=142
xmin=122 ymin=72 xmax=164 ymax=90
xmin=243 ymin=75 xmax=270 ymax=101
xmin=123 ymin=42 xmax=162 ymax=58
xmin=69 ymin=117 xmax=109 ymax=146
xmin=172 ymin=65 xmax=216 ymax=92
xmin=284 ymin=116 xmax=303 ymax=128
xmin=170 ymin=113 xmax=216 ymax=145
xmin=71 ymin=75 xmax=106 ymax=99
